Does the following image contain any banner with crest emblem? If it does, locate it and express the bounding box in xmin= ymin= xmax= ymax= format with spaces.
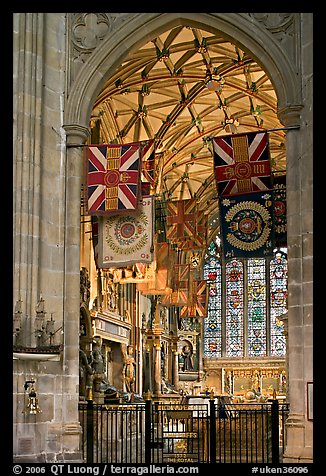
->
xmin=219 ymin=191 xmax=275 ymax=258
xmin=97 ymin=197 xmax=154 ymax=268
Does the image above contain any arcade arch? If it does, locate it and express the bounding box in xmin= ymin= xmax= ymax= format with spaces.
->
xmin=63 ymin=13 xmax=310 ymax=463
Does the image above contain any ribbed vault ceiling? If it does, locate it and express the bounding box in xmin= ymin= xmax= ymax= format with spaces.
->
xmin=91 ymin=25 xmax=286 ymax=235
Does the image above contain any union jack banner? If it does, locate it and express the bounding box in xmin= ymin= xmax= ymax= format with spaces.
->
xmin=137 ymin=268 xmax=171 ymax=295
xmin=195 ymin=208 xmax=208 ymax=248
xmin=162 ymin=263 xmax=190 ymax=306
xmin=166 ymin=199 xmax=197 ymax=244
xmin=85 ymin=142 xmax=141 ymax=214
xmin=180 ymin=280 xmax=208 ymax=318
xmin=213 ymin=131 xmax=272 ymax=196
xmin=140 ymin=140 xmax=155 ymax=194
xmin=166 ymin=200 xmax=208 ymax=250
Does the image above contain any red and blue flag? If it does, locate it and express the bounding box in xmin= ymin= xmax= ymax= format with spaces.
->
xmin=86 ymin=142 xmax=141 ymax=214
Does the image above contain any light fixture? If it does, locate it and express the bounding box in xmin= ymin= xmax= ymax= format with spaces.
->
xmin=23 ymin=380 xmax=42 ymax=415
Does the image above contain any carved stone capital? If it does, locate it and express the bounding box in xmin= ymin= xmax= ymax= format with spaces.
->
xmin=277 ymin=105 xmax=303 ymax=128
xmin=63 ymin=124 xmax=90 ymax=145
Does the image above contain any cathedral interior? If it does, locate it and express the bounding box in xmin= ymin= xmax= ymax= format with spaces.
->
xmin=13 ymin=13 xmax=313 ymax=465
xmin=79 ymin=25 xmax=288 ymax=402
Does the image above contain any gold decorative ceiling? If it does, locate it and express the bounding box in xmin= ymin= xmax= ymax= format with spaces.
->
xmin=91 ymin=25 xmax=286 ymax=231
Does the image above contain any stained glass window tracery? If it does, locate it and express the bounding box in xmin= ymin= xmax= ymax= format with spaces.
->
xmin=203 ymin=241 xmax=222 ymax=357
xmin=226 ymin=259 xmax=244 ymax=357
xmin=203 ymin=244 xmax=287 ymax=359
xmin=270 ymin=251 xmax=287 ymax=356
xmin=247 ymin=258 xmax=267 ymax=356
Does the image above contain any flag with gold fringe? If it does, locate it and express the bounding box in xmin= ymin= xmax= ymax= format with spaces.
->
xmin=213 ymin=131 xmax=272 ymax=196
xmin=219 ymin=191 xmax=275 ymax=258
xmin=97 ymin=196 xmax=154 ymax=268
xmin=85 ymin=141 xmax=141 ymax=214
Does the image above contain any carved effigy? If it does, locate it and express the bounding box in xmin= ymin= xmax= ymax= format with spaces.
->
xmin=181 ymin=344 xmax=194 ymax=372
xmin=106 ymin=278 xmax=119 ymax=312
xmin=79 ymin=349 xmax=94 ymax=399
xmin=123 ymin=345 xmax=135 ymax=394
xmin=80 ymin=267 xmax=90 ymax=304
xmin=91 ymin=337 xmax=106 ymax=393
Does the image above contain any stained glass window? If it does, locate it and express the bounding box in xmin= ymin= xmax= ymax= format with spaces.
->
xmin=203 ymin=243 xmax=222 ymax=357
xmin=203 ymin=246 xmax=287 ymax=359
xmin=247 ymin=258 xmax=267 ymax=356
xmin=270 ymin=251 xmax=287 ymax=356
xmin=225 ymin=259 xmax=244 ymax=357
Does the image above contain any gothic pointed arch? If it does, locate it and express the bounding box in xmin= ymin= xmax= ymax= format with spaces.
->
xmin=64 ymin=12 xmax=301 ymax=130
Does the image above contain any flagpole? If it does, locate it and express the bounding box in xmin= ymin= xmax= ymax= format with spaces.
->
xmin=206 ymin=125 xmax=300 ymax=141
xmin=265 ymin=126 xmax=300 ymax=133
xmin=66 ymin=125 xmax=300 ymax=148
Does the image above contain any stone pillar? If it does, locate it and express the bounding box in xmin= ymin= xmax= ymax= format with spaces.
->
xmin=13 ymin=12 xmax=45 ymax=344
xmin=277 ymin=105 xmax=313 ymax=462
xmin=172 ymin=348 xmax=179 ymax=389
xmin=143 ymin=344 xmax=152 ymax=393
xmin=61 ymin=124 xmax=90 ymax=454
xmin=197 ymin=318 xmax=204 ymax=383
xmin=153 ymin=339 xmax=162 ymax=395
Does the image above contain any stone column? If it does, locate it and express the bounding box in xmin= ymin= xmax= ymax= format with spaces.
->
xmin=197 ymin=319 xmax=204 ymax=382
xmin=61 ymin=124 xmax=90 ymax=454
xmin=172 ymin=347 xmax=179 ymax=389
xmin=153 ymin=339 xmax=162 ymax=395
xmin=143 ymin=344 xmax=152 ymax=393
xmin=13 ymin=12 xmax=45 ymax=344
xmin=277 ymin=105 xmax=313 ymax=462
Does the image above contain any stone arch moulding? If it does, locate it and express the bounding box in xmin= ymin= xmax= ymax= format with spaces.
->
xmin=64 ymin=12 xmax=302 ymax=131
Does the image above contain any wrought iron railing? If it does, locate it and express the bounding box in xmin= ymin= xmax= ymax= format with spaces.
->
xmin=78 ymin=399 xmax=289 ymax=464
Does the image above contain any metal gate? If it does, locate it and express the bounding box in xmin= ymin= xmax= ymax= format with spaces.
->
xmin=79 ymin=398 xmax=289 ymax=464
xmin=148 ymin=402 xmax=209 ymax=463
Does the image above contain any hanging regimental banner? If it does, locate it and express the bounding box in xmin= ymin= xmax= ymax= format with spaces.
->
xmin=219 ymin=191 xmax=275 ymax=258
xmin=85 ymin=142 xmax=141 ymax=214
xmin=273 ymin=174 xmax=287 ymax=247
xmin=97 ymin=196 xmax=154 ymax=268
xmin=213 ymin=131 xmax=272 ymax=196
xmin=180 ymin=280 xmax=208 ymax=318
